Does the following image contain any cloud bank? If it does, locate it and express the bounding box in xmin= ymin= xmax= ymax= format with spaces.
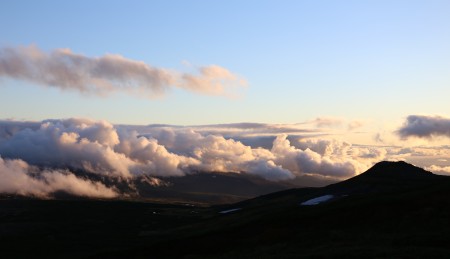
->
xmin=0 ymin=118 xmax=391 ymax=191
xmin=397 ymin=115 xmax=450 ymax=139
xmin=0 ymin=157 xmax=118 ymax=198
xmin=3 ymin=117 xmax=445 ymax=198
xmin=426 ymin=165 xmax=450 ymax=175
xmin=0 ymin=45 xmax=246 ymax=97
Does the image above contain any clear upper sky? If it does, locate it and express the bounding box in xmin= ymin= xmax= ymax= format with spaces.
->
xmin=1 ymin=0 xmax=449 ymax=125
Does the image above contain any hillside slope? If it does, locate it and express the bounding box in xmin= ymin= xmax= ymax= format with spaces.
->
xmin=124 ymin=161 xmax=450 ymax=258
xmin=2 ymin=161 xmax=450 ymax=258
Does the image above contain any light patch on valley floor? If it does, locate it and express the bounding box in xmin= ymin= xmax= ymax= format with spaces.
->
xmin=219 ymin=208 xmax=242 ymax=214
xmin=300 ymin=195 xmax=334 ymax=206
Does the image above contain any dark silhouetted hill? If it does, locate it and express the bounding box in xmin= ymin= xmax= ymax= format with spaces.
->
xmin=3 ymin=161 xmax=450 ymax=258
xmin=351 ymin=160 xmax=435 ymax=180
xmin=324 ymin=160 xmax=443 ymax=196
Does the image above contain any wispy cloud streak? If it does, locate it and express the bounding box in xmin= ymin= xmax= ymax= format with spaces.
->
xmin=0 ymin=45 xmax=247 ymax=97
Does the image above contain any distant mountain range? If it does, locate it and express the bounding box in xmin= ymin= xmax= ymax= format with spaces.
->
xmin=130 ymin=172 xmax=298 ymax=205
xmin=55 ymin=160 xmax=438 ymax=205
xmin=3 ymin=161 xmax=450 ymax=258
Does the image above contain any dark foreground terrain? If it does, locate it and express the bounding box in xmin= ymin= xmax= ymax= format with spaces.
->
xmin=2 ymin=161 xmax=450 ymax=258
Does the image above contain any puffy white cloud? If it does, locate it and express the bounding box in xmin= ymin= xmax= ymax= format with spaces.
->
xmin=3 ymin=117 xmax=447 ymax=195
xmin=0 ymin=120 xmax=40 ymax=139
xmin=0 ymin=45 xmax=246 ymax=98
xmin=271 ymin=135 xmax=367 ymax=178
xmin=0 ymin=157 xmax=118 ymax=198
xmin=188 ymin=134 xmax=294 ymax=181
xmin=295 ymin=138 xmax=352 ymax=157
xmin=139 ymin=128 xmax=294 ymax=181
xmin=426 ymin=165 xmax=450 ymax=176
xmin=0 ymin=119 xmax=135 ymax=177
xmin=397 ymin=115 xmax=450 ymax=139
xmin=114 ymin=129 xmax=197 ymax=177
xmin=0 ymin=119 xmax=295 ymax=181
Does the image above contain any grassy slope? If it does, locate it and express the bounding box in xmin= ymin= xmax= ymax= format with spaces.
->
xmin=2 ymin=162 xmax=450 ymax=258
xmin=126 ymin=179 xmax=450 ymax=258
xmin=124 ymin=162 xmax=450 ymax=258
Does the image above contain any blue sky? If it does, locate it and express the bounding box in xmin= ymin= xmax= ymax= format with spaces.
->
xmin=1 ymin=1 xmax=450 ymax=193
xmin=1 ymin=0 xmax=450 ymax=125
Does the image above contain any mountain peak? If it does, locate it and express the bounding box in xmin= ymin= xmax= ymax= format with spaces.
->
xmin=327 ymin=161 xmax=438 ymax=195
xmin=361 ymin=161 xmax=434 ymax=179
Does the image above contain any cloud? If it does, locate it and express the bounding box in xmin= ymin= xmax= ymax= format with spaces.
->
xmin=141 ymin=122 xmax=318 ymax=140
xmin=4 ymin=118 xmax=437 ymax=195
xmin=426 ymin=165 xmax=450 ymax=176
xmin=0 ymin=118 xmax=377 ymax=184
xmin=397 ymin=115 xmax=450 ymax=139
xmin=0 ymin=118 xmax=195 ymax=178
xmin=0 ymin=119 xmax=295 ymax=181
xmin=114 ymin=129 xmax=197 ymax=177
xmin=0 ymin=119 xmax=135 ymax=177
xmin=300 ymin=117 xmax=364 ymax=132
xmin=0 ymin=120 xmax=40 ymax=138
xmin=347 ymin=120 xmax=364 ymax=131
xmin=137 ymin=127 xmax=294 ymax=181
xmin=271 ymin=135 xmax=375 ymax=178
xmin=188 ymin=134 xmax=294 ymax=181
xmin=0 ymin=45 xmax=247 ymax=98
xmin=312 ymin=117 xmax=344 ymax=128
xmin=373 ymin=133 xmax=384 ymax=143
xmin=0 ymin=157 xmax=118 ymax=198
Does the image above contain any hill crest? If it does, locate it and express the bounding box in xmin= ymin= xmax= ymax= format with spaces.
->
xmin=356 ymin=160 xmax=435 ymax=179
xmin=324 ymin=160 xmax=440 ymax=196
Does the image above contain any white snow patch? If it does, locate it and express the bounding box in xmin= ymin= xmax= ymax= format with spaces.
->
xmin=219 ymin=208 xmax=241 ymax=214
xmin=300 ymin=195 xmax=334 ymax=206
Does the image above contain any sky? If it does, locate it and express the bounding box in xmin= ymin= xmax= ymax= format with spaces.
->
xmin=1 ymin=0 xmax=449 ymax=125
xmin=0 ymin=1 xmax=450 ymax=198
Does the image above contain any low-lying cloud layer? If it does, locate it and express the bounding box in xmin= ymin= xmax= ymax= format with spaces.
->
xmin=0 ymin=45 xmax=246 ymax=97
xmin=0 ymin=157 xmax=118 ymax=198
xmin=397 ymin=115 xmax=450 ymax=139
xmin=1 ymin=117 xmax=449 ymax=198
